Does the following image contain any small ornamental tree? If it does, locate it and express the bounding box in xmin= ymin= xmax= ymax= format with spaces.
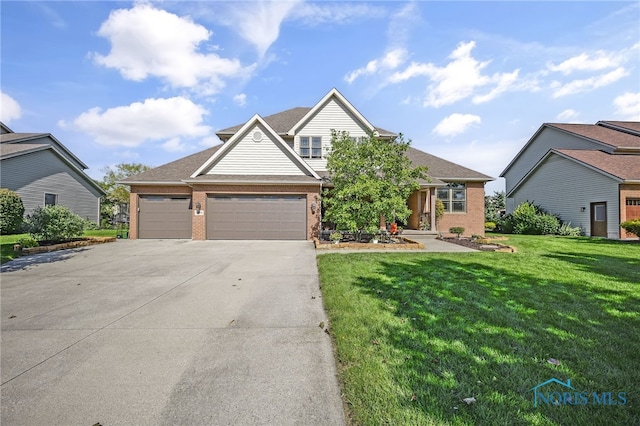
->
xmin=0 ymin=188 xmax=25 ymax=234
xmin=26 ymin=205 xmax=85 ymax=241
xmin=323 ymin=131 xmax=428 ymax=240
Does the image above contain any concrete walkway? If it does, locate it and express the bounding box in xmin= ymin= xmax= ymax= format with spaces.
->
xmin=1 ymin=240 xmax=345 ymax=425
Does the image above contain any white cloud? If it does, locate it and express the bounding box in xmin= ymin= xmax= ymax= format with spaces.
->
xmin=0 ymin=92 xmax=22 ymax=123
xmin=66 ymin=96 xmax=211 ymax=147
xmin=162 ymin=137 xmax=190 ymax=152
xmin=557 ymin=109 xmax=580 ymax=121
xmin=345 ymin=48 xmax=408 ymax=84
xmin=388 ymin=41 xmax=520 ymax=108
xmin=613 ymin=92 xmax=640 ymax=120
xmin=217 ymin=1 xmax=300 ymax=57
xmin=432 ymin=113 xmax=481 ymax=137
xmin=552 ymin=67 xmax=628 ymax=98
xmin=199 ymin=136 xmax=220 ymax=147
xmin=92 ymin=3 xmax=251 ymax=94
xmin=289 ymin=2 xmax=385 ymax=26
xmin=233 ymin=93 xmax=247 ymax=107
xmin=548 ymin=50 xmax=624 ymax=75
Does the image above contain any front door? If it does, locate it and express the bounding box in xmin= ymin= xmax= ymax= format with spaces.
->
xmin=590 ymin=202 xmax=607 ymax=237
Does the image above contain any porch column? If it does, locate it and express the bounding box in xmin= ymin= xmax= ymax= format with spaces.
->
xmin=430 ymin=188 xmax=437 ymax=231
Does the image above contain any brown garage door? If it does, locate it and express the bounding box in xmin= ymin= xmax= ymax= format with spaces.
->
xmin=138 ymin=195 xmax=192 ymax=238
xmin=207 ymin=195 xmax=306 ymax=240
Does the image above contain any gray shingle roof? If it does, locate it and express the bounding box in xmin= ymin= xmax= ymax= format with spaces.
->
xmin=216 ymin=106 xmax=396 ymax=138
xmin=0 ymin=133 xmax=48 ymax=143
xmin=548 ymin=123 xmax=640 ymax=149
xmin=407 ymin=147 xmax=494 ymax=182
xmin=120 ymin=145 xmax=223 ymax=183
xmin=0 ymin=143 xmax=49 ymax=159
xmin=122 ymin=143 xmax=493 ymax=186
xmin=554 ymin=149 xmax=640 ymax=181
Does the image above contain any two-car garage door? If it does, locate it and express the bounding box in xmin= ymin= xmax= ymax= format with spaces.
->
xmin=137 ymin=194 xmax=307 ymax=239
xmin=207 ymin=195 xmax=307 ymax=240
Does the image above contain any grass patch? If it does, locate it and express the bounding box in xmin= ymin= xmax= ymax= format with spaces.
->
xmin=1 ymin=229 xmax=120 ymax=263
xmin=318 ymin=235 xmax=639 ymax=425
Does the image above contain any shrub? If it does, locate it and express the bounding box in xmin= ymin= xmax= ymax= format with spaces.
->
xmin=0 ymin=188 xmax=25 ymax=234
xmin=82 ymin=219 xmax=100 ymax=230
xmin=449 ymin=227 xmax=465 ymax=238
xmin=330 ymin=231 xmax=342 ymax=242
xmin=26 ymin=205 xmax=85 ymax=242
xmin=557 ymin=222 xmax=583 ymax=236
xmin=485 ymin=221 xmax=496 ymax=231
xmin=621 ymin=219 xmax=640 ymax=239
xmin=16 ymin=236 xmax=39 ymax=248
xmin=500 ymin=201 xmax=559 ymax=235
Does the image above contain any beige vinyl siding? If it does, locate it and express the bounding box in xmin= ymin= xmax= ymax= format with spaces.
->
xmin=504 ymin=127 xmax=609 ymax=196
xmin=207 ymin=124 xmax=306 ymax=175
xmin=1 ymin=150 xmax=102 ymax=222
xmin=510 ymin=153 xmax=620 ymax=238
xmin=294 ymin=98 xmax=370 ymax=171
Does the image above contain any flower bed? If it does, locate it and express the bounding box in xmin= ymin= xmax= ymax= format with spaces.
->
xmin=16 ymin=237 xmax=117 ymax=255
xmin=315 ymin=237 xmax=424 ymax=250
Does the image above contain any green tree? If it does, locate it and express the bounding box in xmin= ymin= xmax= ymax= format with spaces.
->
xmin=323 ymin=130 xmax=428 ymax=238
xmin=485 ymin=191 xmax=505 ymax=222
xmin=0 ymin=188 xmax=25 ymax=234
xmin=98 ymin=163 xmax=150 ymax=227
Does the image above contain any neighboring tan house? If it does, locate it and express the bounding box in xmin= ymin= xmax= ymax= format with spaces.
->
xmin=0 ymin=122 xmax=105 ymax=222
xmin=500 ymin=121 xmax=640 ymax=239
xmin=121 ymin=89 xmax=493 ymax=240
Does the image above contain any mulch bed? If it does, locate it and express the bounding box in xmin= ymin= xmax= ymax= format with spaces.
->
xmin=17 ymin=237 xmax=116 ymax=255
xmin=440 ymin=237 xmax=516 ymax=252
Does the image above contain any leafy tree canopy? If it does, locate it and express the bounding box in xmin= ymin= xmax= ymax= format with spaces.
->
xmin=97 ymin=163 xmax=151 ymax=226
xmin=323 ymin=130 xmax=428 ymax=234
xmin=98 ymin=163 xmax=151 ymax=204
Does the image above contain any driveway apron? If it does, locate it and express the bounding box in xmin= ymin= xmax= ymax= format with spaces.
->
xmin=1 ymin=240 xmax=345 ymax=425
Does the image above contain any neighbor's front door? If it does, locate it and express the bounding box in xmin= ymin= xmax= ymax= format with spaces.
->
xmin=590 ymin=202 xmax=607 ymax=237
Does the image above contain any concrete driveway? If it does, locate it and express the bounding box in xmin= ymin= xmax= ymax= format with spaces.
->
xmin=1 ymin=240 xmax=345 ymax=425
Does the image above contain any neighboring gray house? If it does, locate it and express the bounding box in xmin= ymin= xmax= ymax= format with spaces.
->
xmin=0 ymin=122 xmax=105 ymax=222
xmin=500 ymin=121 xmax=640 ymax=239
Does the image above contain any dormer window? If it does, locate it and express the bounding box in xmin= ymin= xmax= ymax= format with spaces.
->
xmin=300 ymin=136 xmax=322 ymax=159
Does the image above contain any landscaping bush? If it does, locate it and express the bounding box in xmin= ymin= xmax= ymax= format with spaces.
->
xmin=16 ymin=236 xmax=39 ymax=248
xmin=449 ymin=226 xmax=465 ymax=238
xmin=621 ymin=219 xmax=640 ymax=238
xmin=557 ymin=222 xmax=583 ymax=236
xmin=26 ymin=205 xmax=85 ymax=242
xmin=499 ymin=201 xmax=559 ymax=235
xmin=0 ymin=189 xmax=25 ymax=235
xmin=484 ymin=221 xmax=496 ymax=231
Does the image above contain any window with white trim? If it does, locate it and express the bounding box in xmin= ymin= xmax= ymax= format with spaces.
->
xmin=44 ymin=193 xmax=57 ymax=206
xmin=437 ymin=183 xmax=466 ymax=213
xmin=300 ymin=136 xmax=322 ymax=159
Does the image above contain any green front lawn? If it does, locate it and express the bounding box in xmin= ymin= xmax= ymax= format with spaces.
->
xmin=318 ymin=235 xmax=639 ymax=425
xmin=0 ymin=229 xmax=120 ymax=264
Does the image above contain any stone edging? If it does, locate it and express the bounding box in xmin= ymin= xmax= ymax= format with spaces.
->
xmin=314 ymin=237 xmax=425 ymax=250
xmin=17 ymin=237 xmax=117 ymax=255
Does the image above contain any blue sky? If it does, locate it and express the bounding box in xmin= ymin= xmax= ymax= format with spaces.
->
xmin=2 ymin=1 xmax=639 ymax=194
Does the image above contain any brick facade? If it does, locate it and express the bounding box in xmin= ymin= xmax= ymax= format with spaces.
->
xmin=438 ymin=182 xmax=486 ymax=237
xmin=129 ymin=184 xmax=321 ymax=240
xmin=619 ymin=184 xmax=640 ymax=239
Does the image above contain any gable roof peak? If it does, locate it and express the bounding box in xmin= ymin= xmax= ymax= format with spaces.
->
xmin=286 ymin=88 xmax=377 ymax=136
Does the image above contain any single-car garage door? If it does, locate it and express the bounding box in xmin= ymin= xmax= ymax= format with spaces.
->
xmin=138 ymin=195 xmax=192 ymax=238
xmin=207 ymin=195 xmax=306 ymax=240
